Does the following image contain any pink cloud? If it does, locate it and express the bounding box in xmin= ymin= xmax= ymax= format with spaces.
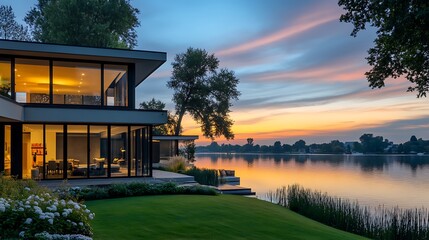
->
xmin=216 ymin=9 xmax=339 ymax=57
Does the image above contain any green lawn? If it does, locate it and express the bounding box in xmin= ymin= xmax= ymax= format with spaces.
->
xmin=86 ymin=195 xmax=367 ymax=240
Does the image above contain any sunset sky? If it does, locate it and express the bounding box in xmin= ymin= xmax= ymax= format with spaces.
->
xmin=6 ymin=0 xmax=429 ymax=145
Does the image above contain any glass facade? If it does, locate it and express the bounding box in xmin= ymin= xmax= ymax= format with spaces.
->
xmin=16 ymin=124 xmax=150 ymax=179
xmin=90 ymin=126 xmax=108 ymax=178
xmin=44 ymin=125 xmax=64 ymax=179
xmin=111 ymin=126 xmax=128 ymax=177
xmin=0 ymin=57 xmax=130 ymax=106
xmin=15 ymin=59 xmax=50 ymax=103
xmin=67 ymin=125 xmax=88 ymax=178
xmin=131 ymin=126 xmax=150 ymax=177
xmin=53 ymin=61 xmax=102 ymax=105
xmin=22 ymin=124 xmax=44 ymax=179
xmin=0 ymin=58 xmax=11 ymax=99
xmin=4 ymin=125 xmax=11 ymax=176
xmin=104 ymin=65 xmax=128 ymax=106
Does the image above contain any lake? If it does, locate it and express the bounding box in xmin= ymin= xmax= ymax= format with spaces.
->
xmin=194 ymin=153 xmax=429 ymax=209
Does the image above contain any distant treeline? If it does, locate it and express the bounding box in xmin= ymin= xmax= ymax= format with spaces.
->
xmin=196 ymin=134 xmax=429 ymax=154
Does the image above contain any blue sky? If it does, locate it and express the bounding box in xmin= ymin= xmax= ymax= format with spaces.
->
xmin=5 ymin=0 xmax=429 ymax=145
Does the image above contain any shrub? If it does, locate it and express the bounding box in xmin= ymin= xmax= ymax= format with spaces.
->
xmin=185 ymin=167 xmax=219 ymax=186
xmin=0 ymin=188 xmax=94 ymax=239
xmin=58 ymin=182 xmax=217 ymax=201
xmin=166 ymin=156 xmax=187 ymax=172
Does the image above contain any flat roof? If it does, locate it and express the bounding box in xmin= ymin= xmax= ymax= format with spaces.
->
xmin=153 ymin=135 xmax=199 ymax=141
xmin=0 ymin=40 xmax=166 ymax=87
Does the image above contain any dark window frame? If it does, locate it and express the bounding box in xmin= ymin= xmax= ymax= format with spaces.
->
xmin=0 ymin=54 xmax=132 ymax=108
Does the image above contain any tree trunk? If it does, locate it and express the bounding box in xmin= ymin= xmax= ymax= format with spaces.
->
xmin=174 ymin=107 xmax=186 ymax=136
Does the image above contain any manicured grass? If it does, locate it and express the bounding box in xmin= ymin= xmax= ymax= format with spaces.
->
xmin=86 ymin=195 xmax=367 ymax=240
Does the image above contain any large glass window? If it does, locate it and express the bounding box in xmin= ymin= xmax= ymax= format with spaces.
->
xmin=110 ymin=126 xmax=128 ymax=177
xmin=131 ymin=126 xmax=150 ymax=177
xmin=22 ymin=124 xmax=44 ymax=179
xmin=53 ymin=61 xmax=101 ymax=105
xmin=0 ymin=59 xmax=11 ymax=99
xmin=90 ymin=126 xmax=108 ymax=178
xmin=104 ymin=65 xmax=128 ymax=106
xmin=4 ymin=125 xmax=11 ymax=176
xmin=67 ymin=125 xmax=88 ymax=179
xmin=15 ymin=59 xmax=50 ymax=103
xmin=45 ymin=125 xmax=64 ymax=179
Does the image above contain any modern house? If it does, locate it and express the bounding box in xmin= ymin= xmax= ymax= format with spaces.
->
xmin=0 ymin=40 xmax=167 ymax=180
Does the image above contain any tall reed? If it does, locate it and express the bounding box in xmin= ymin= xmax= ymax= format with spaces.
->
xmin=267 ymin=185 xmax=429 ymax=240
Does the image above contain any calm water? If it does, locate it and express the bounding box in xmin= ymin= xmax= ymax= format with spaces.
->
xmin=194 ymin=153 xmax=429 ymax=209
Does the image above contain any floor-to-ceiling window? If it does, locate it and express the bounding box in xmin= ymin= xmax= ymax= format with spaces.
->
xmin=15 ymin=59 xmax=50 ymax=103
xmin=45 ymin=125 xmax=64 ymax=179
xmin=22 ymin=124 xmax=44 ymax=179
xmin=14 ymin=124 xmax=150 ymax=179
xmin=131 ymin=126 xmax=150 ymax=177
xmin=67 ymin=125 xmax=87 ymax=179
xmin=89 ymin=125 xmax=108 ymax=178
xmin=4 ymin=125 xmax=11 ymax=176
xmin=0 ymin=58 xmax=11 ymax=99
xmin=110 ymin=126 xmax=128 ymax=177
xmin=53 ymin=61 xmax=101 ymax=105
xmin=104 ymin=65 xmax=128 ymax=106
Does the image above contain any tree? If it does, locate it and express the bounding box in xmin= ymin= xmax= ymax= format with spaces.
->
xmin=339 ymin=0 xmax=429 ymax=97
xmin=410 ymin=135 xmax=418 ymax=142
xmin=168 ymin=47 xmax=240 ymax=139
xmin=293 ymin=140 xmax=306 ymax=153
xmin=139 ymin=98 xmax=179 ymax=135
xmin=359 ymin=133 xmax=388 ymax=153
xmin=25 ymin=0 xmax=139 ymax=49
xmin=246 ymin=138 xmax=254 ymax=145
xmin=273 ymin=141 xmax=282 ymax=153
xmin=0 ymin=5 xmax=31 ymax=41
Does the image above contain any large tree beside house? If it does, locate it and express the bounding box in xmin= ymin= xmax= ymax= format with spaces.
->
xmin=338 ymin=0 xmax=429 ymax=97
xmin=168 ymin=47 xmax=240 ymax=140
xmin=25 ymin=0 xmax=139 ymax=49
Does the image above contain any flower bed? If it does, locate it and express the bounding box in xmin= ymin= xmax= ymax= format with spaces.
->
xmin=0 ymin=177 xmax=94 ymax=239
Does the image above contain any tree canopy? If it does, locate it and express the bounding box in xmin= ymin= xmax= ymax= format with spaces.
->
xmin=0 ymin=5 xmax=31 ymax=41
xmin=338 ymin=0 xmax=429 ymax=97
xmin=168 ymin=47 xmax=240 ymax=140
xmin=25 ymin=0 xmax=140 ymax=48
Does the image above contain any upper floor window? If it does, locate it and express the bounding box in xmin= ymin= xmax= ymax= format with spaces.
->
xmin=0 ymin=58 xmax=11 ymax=99
xmin=53 ymin=61 xmax=101 ymax=105
xmin=104 ymin=65 xmax=128 ymax=107
xmin=15 ymin=59 xmax=50 ymax=103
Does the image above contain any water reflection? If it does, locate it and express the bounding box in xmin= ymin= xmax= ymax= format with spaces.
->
xmin=194 ymin=153 xmax=429 ymax=209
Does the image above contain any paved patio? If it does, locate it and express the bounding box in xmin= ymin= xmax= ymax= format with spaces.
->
xmin=38 ymin=170 xmax=195 ymax=189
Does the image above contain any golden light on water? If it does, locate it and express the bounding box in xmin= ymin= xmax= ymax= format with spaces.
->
xmin=195 ymin=154 xmax=429 ymax=209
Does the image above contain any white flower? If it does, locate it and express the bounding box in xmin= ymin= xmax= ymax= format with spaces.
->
xmin=88 ymin=213 xmax=94 ymax=220
xmin=18 ymin=207 xmax=24 ymax=212
xmin=48 ymin=218 xmax=54 ymax=225
xmin=24 ymin=218 xmax=32 ymax=224
xmin=19 ymin=231 xmax=25 ymax=238
xmin=24 ymin=187 xmax=31 ymax=191
xmin=0 ymin=204 xmax=5 ymax=212
xmin=79 ymin=222 xmax=83 ymax=226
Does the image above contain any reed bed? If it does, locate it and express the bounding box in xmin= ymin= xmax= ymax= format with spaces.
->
xmin=267 ymin=185 xmax=429 ymax=240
